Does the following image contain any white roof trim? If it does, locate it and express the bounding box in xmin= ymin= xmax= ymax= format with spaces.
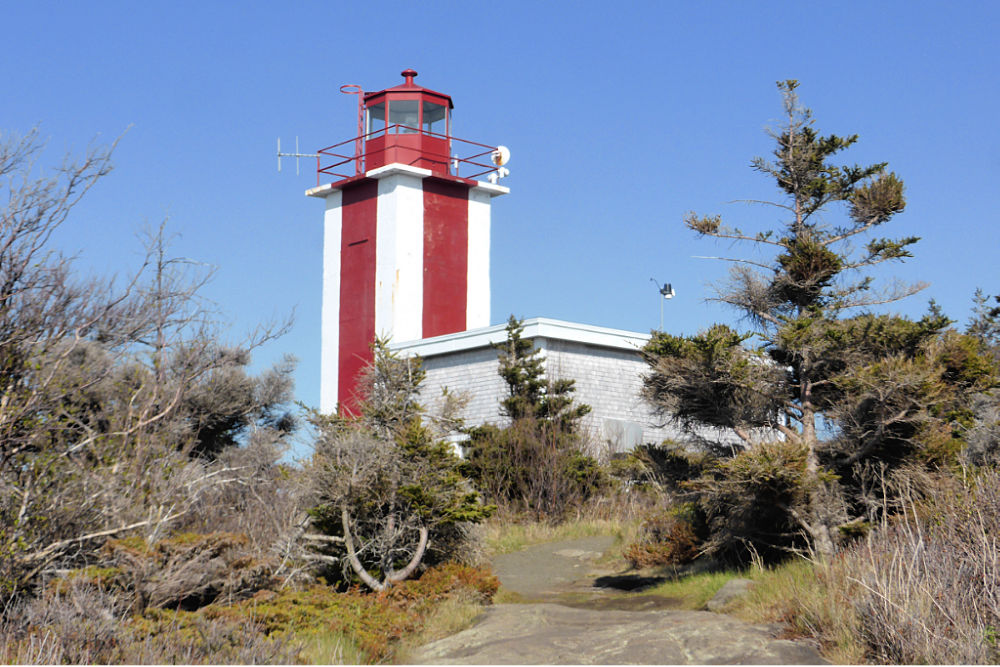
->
xmin=306 ymin=163 xmax=507 ymax=198
xmin=365 ymin=163 xmax=433 ymax=180
xmin=390 ymin=317 xmax=651 ymax=358
xmin=305 ymin=182 xmax=337 ymax=198
xmin=470 ymin=181 xmax=509 ymax=197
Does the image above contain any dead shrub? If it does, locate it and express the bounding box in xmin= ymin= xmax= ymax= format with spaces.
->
xmin=623 ymin=506 xmax=702 ymax=568
xmin=99 ymin=531 xmax=280 ymax=612
xmin=742 ymin=468 xmax=1000 ymax=664
xmin=845 ymin=468 xmax=1000 ymax=664
xmin=178 ymin=435 xmax=308 ymax=554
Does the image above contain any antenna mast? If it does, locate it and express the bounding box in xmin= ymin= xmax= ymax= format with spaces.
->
xmin=650 ymin=278 xmax=675 ymax=330
xmin=276 ymin=136 xmax=319 ymax=176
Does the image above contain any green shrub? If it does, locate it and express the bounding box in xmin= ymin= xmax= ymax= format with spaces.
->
xmin=630 ymin=441 xmax=712 ymax=492
xmin=463 ymin=316 xmax=601 ymax=522
xmin=693 ymin=441 xmax=815 ymax=564
xmin=465 ymin=419 xmax=605 ymax=521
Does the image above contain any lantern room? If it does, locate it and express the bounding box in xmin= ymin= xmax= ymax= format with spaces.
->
xmin=362 ymin=68 xmax=453 ymax=174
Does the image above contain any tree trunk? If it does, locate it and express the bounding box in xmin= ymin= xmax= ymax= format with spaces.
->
xmin=340 ymin=506 xmax=429 ymax=591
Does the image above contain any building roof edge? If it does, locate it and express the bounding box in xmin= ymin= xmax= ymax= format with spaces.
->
xmin=389 ymin=317 xmax=652 ymax=358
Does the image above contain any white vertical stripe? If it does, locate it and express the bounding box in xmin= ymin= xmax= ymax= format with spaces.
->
xmin=376 ymin=172 xmax=424 ymax=344
xmin=320 ymin=190 xmax=343 ymax=414
xmin=467 ymin=188 xmax=491 ymax=329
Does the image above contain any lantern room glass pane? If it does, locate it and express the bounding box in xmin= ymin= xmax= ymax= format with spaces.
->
xmin=388 ymin=99 xmax=419 ymax=133
xmin=367 ymin=103 xmax=385 ymax=136
xmin=422 ymin=102 xmax=447 ymax=135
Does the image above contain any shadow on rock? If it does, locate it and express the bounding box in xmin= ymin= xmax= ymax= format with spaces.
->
xmin=592 ymin=574 xmax=667 ymax=591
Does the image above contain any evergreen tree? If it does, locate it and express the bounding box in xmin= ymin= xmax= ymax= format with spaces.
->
xmin=643 ymin=82 xmax=998 ymax=559
xmin=465 ymin=317 xmax=601 ymax=520
xmin=495 ymin=315 xmax=590 ymax=426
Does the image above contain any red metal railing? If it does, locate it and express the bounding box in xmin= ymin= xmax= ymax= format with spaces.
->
xmin=315 ymin=126 xmax=500 ymax=185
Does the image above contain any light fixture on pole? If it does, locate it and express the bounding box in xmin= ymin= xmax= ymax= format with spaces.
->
xmin=650 ymin=278 xmax=675 ymax=330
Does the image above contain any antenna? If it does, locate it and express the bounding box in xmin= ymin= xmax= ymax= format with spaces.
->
xmin=276 ymin=136 xmax=319 ymax=176
xmin=277 ymin=84 xmax=366 ymax=179
xmin=650 ymin=278 xmax=675 ymax=330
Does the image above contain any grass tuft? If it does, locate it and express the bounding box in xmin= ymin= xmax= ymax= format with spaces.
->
xmin=641 ymin=568 xmax=742 ymax=610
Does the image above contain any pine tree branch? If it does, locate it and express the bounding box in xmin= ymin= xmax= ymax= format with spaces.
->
xmin=692 ymin=255 xmax=775 ymax=270
xmin=775 ymin=422 xmax=801 ymax=442
xmin=728 ymin=198 xmax=796 ymax=213
xmin=694 ymin=230 xmax=787 ymax=247
xmin=713 ymin=295 xmax=781 ymax=325
xmin=836 ymin=282 xmax=928 ymax=309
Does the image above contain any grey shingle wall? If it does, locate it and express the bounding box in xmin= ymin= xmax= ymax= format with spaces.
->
xmin=414 ymin=337 xmax=688 ymax=454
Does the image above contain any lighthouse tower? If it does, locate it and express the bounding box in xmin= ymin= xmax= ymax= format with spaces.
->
xmin=307 ymin=69 xmax=509 ymax=414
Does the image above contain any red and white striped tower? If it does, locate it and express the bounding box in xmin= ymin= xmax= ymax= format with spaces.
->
xmin=307 ymin=69 xmax=509 ymax=415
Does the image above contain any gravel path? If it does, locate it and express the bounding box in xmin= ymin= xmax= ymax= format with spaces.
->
xmin=412 ymin=535 xmax=827 ymax=665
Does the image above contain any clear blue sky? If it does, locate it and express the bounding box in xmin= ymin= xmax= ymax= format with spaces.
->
xmin=5 ymin=0 xmax=999 ymax=412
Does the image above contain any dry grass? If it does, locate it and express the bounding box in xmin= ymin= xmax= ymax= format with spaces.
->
xmin=843 ymin=469 xmax=1000 ymax=664
xmin=391 ymin=590 xmax=485 ymax=663
xmin=733 ymin=558 xmax=866 ymax=664
xmin=730 ymin=468 xmax=1000 ymax=664
xmin=297 ymin=631 xmax=366 ymax=664
xmin=483 ymin=516 xmax=629 ymax=555
xmin=482 ymin=488 xmax=656 ymax=557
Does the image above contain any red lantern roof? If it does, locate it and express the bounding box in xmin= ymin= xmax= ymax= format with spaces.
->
xmin=364 ymin=69 xmax=454 ymax=109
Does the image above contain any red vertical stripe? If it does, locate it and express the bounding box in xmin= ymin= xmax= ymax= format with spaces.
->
xmin=338 ymin=179 xmax=379 ymax=415
xmin=422 ymin=178 xmax=469 ymax=338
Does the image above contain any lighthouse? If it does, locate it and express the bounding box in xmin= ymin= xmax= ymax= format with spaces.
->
xmin=307 ymin=69 xmax=509 ymax=415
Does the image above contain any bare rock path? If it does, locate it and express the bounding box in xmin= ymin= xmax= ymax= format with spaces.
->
xmin=413 ymin=536 xmax=827 ymax=665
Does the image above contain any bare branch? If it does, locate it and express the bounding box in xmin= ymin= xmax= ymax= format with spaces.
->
xmin=692 ymin=255 xmax=775 ymax=270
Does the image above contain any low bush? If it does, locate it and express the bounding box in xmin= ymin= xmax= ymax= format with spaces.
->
xmin=100 ymin=531 xmax=279 ymax=611
xmin=1 ymin=562 xmax=498 ymax=664
xmin=691 ymin=440 xmax=815 ymax=565
xmin=465 ymin=419 xmax=606 ymax=521
xmin=0 ymin=584 xmax=299 ymax=665
xmin=622 ymin=505 xmax=702 ymax=568
xmin=211 ymin=562 xmax=497 ymax=662
xmin=626 ymin=442 xmax=712 ymax=493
